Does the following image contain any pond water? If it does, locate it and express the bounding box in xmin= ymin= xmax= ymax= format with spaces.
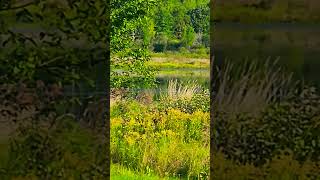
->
xmin=132 ymin=68 xmax=210 ymax=97
xmin=154 ymin=23 xmax=320 ymax=92
xmin=14 ymin=23 xmax=320 ymax=95
xmin=212 ymin=22 xmax=320 ymax=88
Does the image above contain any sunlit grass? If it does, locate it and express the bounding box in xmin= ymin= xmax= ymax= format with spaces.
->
xmin=111 ymin=164 xmax=178 ymax=180
xmin=161 ymin=79 xmax=201 ymax=101
xmin=150 ymin=51 xmax=209 ymax=59
xmin=156 ymin=69 xmax=209 ymax=79
xmin=148 ymin=57 xmax=209 ymax=69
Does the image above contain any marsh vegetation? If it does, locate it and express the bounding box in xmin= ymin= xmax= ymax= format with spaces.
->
xmin=1 ymin=0 xmax=320 ymax=179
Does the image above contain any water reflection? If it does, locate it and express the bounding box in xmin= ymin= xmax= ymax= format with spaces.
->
xmin=212 ymin=23 xmax=320 ymax=87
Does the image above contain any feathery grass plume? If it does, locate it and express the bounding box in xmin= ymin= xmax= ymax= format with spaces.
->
xmin=163 ymin=79 xmax=201 ymax=101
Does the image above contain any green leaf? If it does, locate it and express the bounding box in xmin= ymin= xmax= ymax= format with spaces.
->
xmin=13 ymin=67 xmax=20 ymax=74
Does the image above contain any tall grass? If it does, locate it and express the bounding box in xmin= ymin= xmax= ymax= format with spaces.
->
xmin=111 ymin=163 xmax=177 ymax=180
xmin=212 ymin=57 xmax=298 ymax=115
xmin=162 ymin=79 xmax=202 ymax=101
xmin=111 ymin=101 xmax=210 ymax=179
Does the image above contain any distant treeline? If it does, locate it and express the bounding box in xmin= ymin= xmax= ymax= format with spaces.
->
xmin=212 ymin=0 xmax=320 ymax=23
xmin=135 ymin=0 xmax=210 ymax=53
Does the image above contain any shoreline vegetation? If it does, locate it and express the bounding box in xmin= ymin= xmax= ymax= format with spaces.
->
xmin=108 ymin=59 xmax=320 ymax=179
xmin=149 ymin=56 xmax=210 ymax=69
xmin=1 ymin=0 xmax=320 ymax=179
xmin=150 ymin=50 xmax=209 ymax=59
xmin=1 ymin=58 xmax=319 ymax=179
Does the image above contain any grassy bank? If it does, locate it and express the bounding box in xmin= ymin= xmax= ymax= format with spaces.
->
xmin=149 ymin=57 xmax=209 ymax=69
xmin=150 ymin=49 xmax=209 ymax=59
xmin=156 ymin=70 xmax=209 ymax=79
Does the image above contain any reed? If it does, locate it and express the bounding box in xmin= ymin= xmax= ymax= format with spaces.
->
xmin=212 ymin=57 xmax=298 ymax=115
xmin=162 ymin=79 xmax=202 ymax=101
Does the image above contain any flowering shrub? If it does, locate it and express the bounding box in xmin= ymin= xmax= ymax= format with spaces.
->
xmin=111 ymin=101 xmax=210 ymax=178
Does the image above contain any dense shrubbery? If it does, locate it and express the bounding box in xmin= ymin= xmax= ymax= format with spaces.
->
xmin=0 ymin=83 xmax=107 ymax=179
xmin=210 ymin=60 xmax=319 ymax=177
xmin=214 ymin=86 xmax=320 ymax=174
xmin=0 ymin=115 xmax=108 ymax=179
xmin=0 ymin=0 xmax=108 ymax=86
xmin=156 ymin=80 xmax=210 ymax=114
xmin=110 ymin=84 xmax=320 ymax=179
xmin=159 ymin=92 xmax=209 ymax=114
xmin=1 ymin=80 xmax=319 ymax=179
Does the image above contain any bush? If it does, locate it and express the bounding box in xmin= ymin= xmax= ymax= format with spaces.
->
xmin=214 ymin=86 xmax=320 ymax=166
xmin=166 ymin=39 xmax=182 ymax=51
xmin=0 ymin=115 xmax=108 ymax=179
xmin=153 ymin=33 xmax=168 ymax=52
xmin=158 ymin=80 xmax=209 ymax=113
xmin=181 ymin=26 xmax=196 ymax=48
xmin=179 ymin=47 xmax=189 ymax=54
xmin=201 ymin=33 xmax=210 ymax=47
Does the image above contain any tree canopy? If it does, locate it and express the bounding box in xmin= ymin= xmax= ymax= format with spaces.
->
xmin=0 ymin=0 xmax=209 ymax=90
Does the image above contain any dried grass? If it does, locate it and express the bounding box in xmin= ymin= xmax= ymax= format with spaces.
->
xmin=162 ymin=79 xmax=202 ymax=101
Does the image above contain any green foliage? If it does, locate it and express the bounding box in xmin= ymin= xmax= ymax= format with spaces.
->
xmin=153 ymin=32 xmax=169 ymax=52
xmin=150 ymin=50 xmax=209 ymax=59
xmin=141 ymin=17 xmax=156 ymax=48
xmin=181 ymin=26 xmax=196 ymax=48
xmin=0 ymin=115 xmax=108 ymax=179
xmin=111 ymin=163 xmax=177 ymax=180
xmin=111 ymin=101 xmax=209 ymax=179
xmin=154 ymin=6 xmax=174 ymax=36
xmin=188 ymin=4 xmax=209 ymax=34
xmin=158 ymin=82 xmax=210 ymax=114
xmin=111 ymin=48 xmax=157 ymax=89
xmin=110 ymin=0 xmax=157 ymax=89
xmin=150 ymin=0 xmax=209 ymax=52
xmin=214 ymin=86 xmax=320 ymax=166
xmin=0 ymin=0 xmax=108 ymax=86
xmin=111 ymin=84 xmax=320 ymax=179
xmin=0 ymin=0 xmax=158 ymax=89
